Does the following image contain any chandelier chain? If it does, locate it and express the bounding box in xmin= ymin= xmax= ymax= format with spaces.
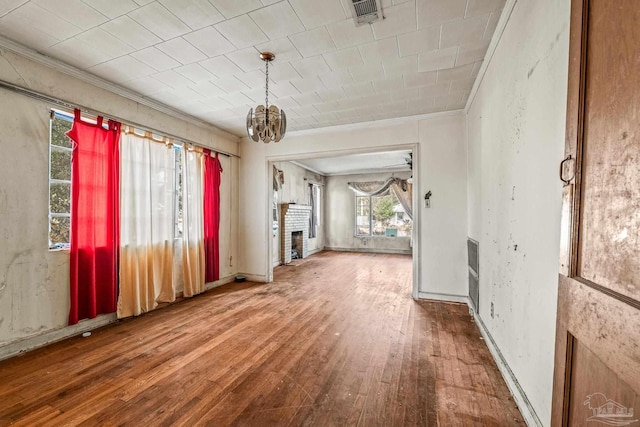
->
xmin=265 ymin=60 xmax=269 ymax=110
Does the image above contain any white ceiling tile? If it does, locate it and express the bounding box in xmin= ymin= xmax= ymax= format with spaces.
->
xmin=0 ymin=0 xmax=27 ymax=16
xmin=122 ymin=76 xmax=170 ymax=95
xmin=151 ymin=69 xmax=195 ymax=88
xmin=292 ymin=92 xmax=321 ymax=105
xmin=471 ymin=60 xmax=483 ymax=76
xmin=128 ymin=2 xmax=191 ymax=41
xmin=47 ymin=37 xmax=112 ymax=68
xmin=0 ymin=14 xmax=55 ymax=50
xmin=219 ymin=91 xmax=253 ymax=106
xmin=158 ymin=0 xmax=225 ymax=30
xmin=174 ymin=63 xmax=216 ymax=82
xmin=270 ymin=96 xmax=300 ymax=109
xmin=208 ymin=0 xmax=262 ymax=19
xmin=483 ymin=11 xmax=501 ymax=40
xmin=215 ymin=14 xmax=268 ymax=50
xmin=312 ymin=100 xmax=341 ymax=112
xmin=242 ymin=87 xmax=267 ymax=104
xmin=1 ymin=3 xmax=81 ymax=42
xmin=183 ymin=26 xmax=235 ymax=57
xmin=90 ymin=55 xmax=156 ymax=82
xmin=228 ymin=104 xmax=252 ymax=115
xmin=255 ymin=37 xmax=303 ymax=63
xmin=342 ymin=82 xmax=374 ymax=97
xmin=75 ymin=28 xmax=135 ymax=59
xmin=358 ymin=37 xmax=399 ymax=63
xmin=450 ymin=78 xmax=474 ymax=92
xmin=390 ymin=87 xmax=420 ymax=101
xmin=417 ymin=0 xmax=466 ymax=29
xmin=419 ymin=82 xmax=451 ymax=97
xmin=212 ymin=75 xmax=250 ymax=93
xmin=200 ymin=56 xmax=244 ymax=77
xmin=32 ymin=0 xmax=107 ymax=30
xmin=249 ymin=1 xmax=304 ymax=39
xmin=440 ymin=15 xmax=490 ymax=48
xmin=289 ymin=0 xmax=346 ymax=29
xmin=269 ymin=81 xmax=300 ymax=98
xmin=290 ymin=56 xmax=331 ymax=78
xmin=397 ymin=26 xmax=440 ymax=57
xmin=372 ymin=1 xmax=416 ymax=40
xmin=466 ymin=0 xmax=506 ymax=18
xmin=455 ymin=40 xmax=490 ymax=66
xmin=225 ymin=47 xmax=263 ymax=72
xmin=316 ymin=88 xmax=346 ymax=102
xmin=132 ymin=0 xmax=154 ymax=5
xmin=289 ymin=27 xmax=336 ymax=58
xmin=434 ymin=91 xmax=465 ymax=108
xmin=418 ymin=46 xmax=458 ymax=72
xmin=322 ymin=47 xmax=363 ymax=70
xmin=290 ymin=76 xmax=325 ymax=94
xmin=313 ymin=111 xmax=338 ymax=123
xmin=188 ymin=81 xmax=228 ymax=97
xmin=382 ymin=55 xmax=417 ymax=77
xmin=156 ymin=37 xmax=207 ymax=65
xmin=318 ymin=69 xmax=353 ymax=87
xmin=326 ymin=18 xmax=375 ymax=50
xmin=404 ymin=71 xmax=437 ymax=88
xmin=81 ymin=0 xmax=138 ymax=19
xmin=290 ymin=105 xmax=319 ymax=116
xmin=349 ymin=61 xmax=385 ymax=81
xmin=236 ymin=70 xmax=266 ymax=87
xmin=260 ymin=0 xmax=280 ymax=5
xmin=436 ymin=62 xmax=475 ymax=83
xmin=361 ymin=92 xmax=392 ymax=104
xmin=373 ymin=76 xmax=404 ymax=92
xmin=268 ymin=62 xmax=301 ymax=83
xmin=100 ymin=16 xmax=161 ymax=50
xmin=131 ymin=46 xmax=181 ymax=71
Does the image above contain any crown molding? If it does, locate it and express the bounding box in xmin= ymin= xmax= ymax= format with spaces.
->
xmin=464 ymin=0 xmax=518 ymax=113
xmin=0 ymin=35 xmax=240 ymax=142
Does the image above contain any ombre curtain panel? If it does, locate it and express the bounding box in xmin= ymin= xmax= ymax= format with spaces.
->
xmin=182 ymin=148 xmax=206 ymax=297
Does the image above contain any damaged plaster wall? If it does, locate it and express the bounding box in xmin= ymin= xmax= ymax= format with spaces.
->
xmin=0 ymin=48 xmax=239 ymax=354
xmin=465 ymin=0 xmax=569 ymax=423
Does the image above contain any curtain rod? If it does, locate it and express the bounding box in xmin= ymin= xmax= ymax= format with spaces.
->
xmin=0 ymin=79 xmax=239 ymax=159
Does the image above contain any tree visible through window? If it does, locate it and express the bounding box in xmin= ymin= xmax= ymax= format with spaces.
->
xmin=356 ymin=191 xmax=412 ymax=237
xmin=49 ymin=111 xmax=73 ymax=248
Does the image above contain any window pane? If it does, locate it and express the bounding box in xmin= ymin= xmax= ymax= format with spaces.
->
xmin=50 ymin=148 xmax=71 ymax=180
xmin=50 ymin=183 xmax=71 ymax=213
xmin=51 ymin=116 xmax=73 ymax=148
xmin=356 ymin=196 xmax=370 ymax=235
xmin=49 ymin=217 xmax=70 ymax=245
xmin=372 ymin=194 xmax=396 ymax=236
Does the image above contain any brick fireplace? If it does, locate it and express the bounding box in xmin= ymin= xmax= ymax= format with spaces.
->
xmin=279 ymin=203 xmax=311 ymax=264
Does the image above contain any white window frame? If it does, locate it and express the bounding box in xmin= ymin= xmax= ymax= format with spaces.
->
xmin=48 ymin=110 xmax=73 ymax=250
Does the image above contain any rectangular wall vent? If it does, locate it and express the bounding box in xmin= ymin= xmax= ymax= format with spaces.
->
xmin=467 ymin=238 xmax=479 ymax=313
xmin=349 ymin=0 xmax=383 ymax=26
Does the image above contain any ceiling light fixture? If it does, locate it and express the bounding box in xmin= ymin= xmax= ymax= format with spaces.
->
xmin=246 ymin=52 xmax=286 ymax=143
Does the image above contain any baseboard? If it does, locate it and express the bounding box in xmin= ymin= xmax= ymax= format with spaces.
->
xmin=0 ymin=313 xmax=117 ymax=361
xmin=205 ymin=274 xmax=236 ymax=291
xmin=239 ymin=273 xmax=268 ymax=283
xmin=324 ymin=246 xmax=412 ymax=255
xmin=471 ymin=308 xmax=542 ymax=427
xmin=308 ymin=248 xmax=323 ymax=256
xmin=417 ymin=291 xmax=469 ymax=303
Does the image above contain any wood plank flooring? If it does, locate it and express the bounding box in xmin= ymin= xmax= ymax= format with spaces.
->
xmin=0 ymin=251 xmax=524 ymax=426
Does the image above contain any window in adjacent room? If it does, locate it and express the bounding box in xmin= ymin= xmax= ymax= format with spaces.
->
xmin=308 ymin=182 xmax=320 ymax=238
xmin=48 ymin=111 xmax=73 ymax=249
xmin=355 ymin=191 xmax=412 ymax=237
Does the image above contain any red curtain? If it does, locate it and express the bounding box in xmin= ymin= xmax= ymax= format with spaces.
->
xmin=67 ymin=109 xmax=121 ymax=325
xmin=203 ymin=150 xmax=223 ymax=282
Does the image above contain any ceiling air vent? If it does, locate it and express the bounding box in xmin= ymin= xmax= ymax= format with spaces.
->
xmin=349 ymin=0 xmax=383 ymax=26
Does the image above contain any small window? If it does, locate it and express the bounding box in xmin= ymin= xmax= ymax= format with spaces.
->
xmin=49 ymin=111 xmax=73 ymax=249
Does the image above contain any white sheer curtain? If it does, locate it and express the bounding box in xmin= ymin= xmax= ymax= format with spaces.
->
xmin=182 ymin=148 xmax=206 ymax=297
xmin=117 ymin=130 xmax=176 ymax=318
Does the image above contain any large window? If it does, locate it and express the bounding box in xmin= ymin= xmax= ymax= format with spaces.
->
xmin=48 ymin=111 xmax=73 ymax=248
xmin=355 ymin=191 xmax=412 ymax=237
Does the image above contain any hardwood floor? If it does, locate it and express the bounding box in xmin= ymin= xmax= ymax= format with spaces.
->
xmin=0 ymin=251 xmax=524 ymax=426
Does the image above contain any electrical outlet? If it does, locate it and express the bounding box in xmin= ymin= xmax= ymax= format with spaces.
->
xmin=490 ymin=302 xmax=494 ymax=318
xmin=229 ymin=255 xmax=233 ymax=266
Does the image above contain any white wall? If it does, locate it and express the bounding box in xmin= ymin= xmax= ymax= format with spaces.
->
xmin=325 ymin=171 xmax=411 ymax=254
xmin=466 ymin=0 xmax=569 ymax=423
xmin=239 ymin=113 xmax=468 ymax=298
xmin=0 ymin=48 xmax=239 ymax=352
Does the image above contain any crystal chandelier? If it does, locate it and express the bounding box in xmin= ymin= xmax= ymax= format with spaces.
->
xmin=246 ymin=52 xmax=287 ymax=143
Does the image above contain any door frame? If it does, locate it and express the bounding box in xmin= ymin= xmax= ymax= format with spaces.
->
xmin=264 ymin=143 xmax=421 ymax=299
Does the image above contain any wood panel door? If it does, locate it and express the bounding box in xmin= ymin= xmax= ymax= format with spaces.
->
xmin=552 ymin=1 xmax=640 ymax=426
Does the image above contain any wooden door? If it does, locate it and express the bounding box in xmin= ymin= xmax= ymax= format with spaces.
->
xmin=552 ymin=1 xmax=640 ymax=426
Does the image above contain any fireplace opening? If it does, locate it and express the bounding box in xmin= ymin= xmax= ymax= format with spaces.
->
xmin=291 ymin=231 xmax=303 ymax=260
